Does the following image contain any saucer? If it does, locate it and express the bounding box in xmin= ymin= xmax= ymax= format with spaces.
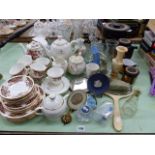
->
xmin=0 ymin=75 xmax=34 ymax=101
xmin=41 ymin=76 xmax=70 ymax=95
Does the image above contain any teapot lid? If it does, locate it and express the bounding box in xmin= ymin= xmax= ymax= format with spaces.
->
xmin=27 ymin=41 xmax=42 ymax=51
xmin=53 ymin=35 xmax=68 ymax=46
xmin=43 ymin=93 xmax=64 ymax=110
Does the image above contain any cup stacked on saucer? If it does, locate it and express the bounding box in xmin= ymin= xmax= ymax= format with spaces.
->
xmin=41 ymin=66 xmax=70 ymax=95
xmin=0 ymin=75 xmax=44 ymax=123
xmin=29 ymin=57 xmax=51 ymax=84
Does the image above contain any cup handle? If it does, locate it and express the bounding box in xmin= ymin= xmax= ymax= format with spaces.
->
xmin=35 ymin=107 xmax=44 ymax=115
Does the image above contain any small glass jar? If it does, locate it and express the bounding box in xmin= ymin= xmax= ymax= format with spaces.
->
xmin=76 ymin=105 xmax=93 ymax=123
xmin=121 ymin=89 xmax=141 ymax=118
xmin=122 ymin=66 xmax=139 ymax=84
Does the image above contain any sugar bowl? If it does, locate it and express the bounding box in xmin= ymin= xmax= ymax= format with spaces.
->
xmin=35 ymin=93 xmax=68 ymax=120
xmin=68 ymin=54 xmax=86 ymax=75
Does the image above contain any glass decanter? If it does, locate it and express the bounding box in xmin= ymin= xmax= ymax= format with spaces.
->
xmin=121 ymin=89 xmax=141 ymax=118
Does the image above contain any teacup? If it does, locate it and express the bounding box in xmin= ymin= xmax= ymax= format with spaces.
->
xmin=17 ymin=55 xmax=33 ymax=68
xmin=52 ymin=57 xmax=68 ymax=73
xmin=86 ymin=63 xmax=100 ymax=78
xmin=30 ymin=62 xmax=47 ymax=78
xmin=35 ymin=57 xmax=51 ymax=68
xmin=47 ymin=67 xmax=64 ymax=86
xmin=9 ymin=63 xmax=27 ymax=77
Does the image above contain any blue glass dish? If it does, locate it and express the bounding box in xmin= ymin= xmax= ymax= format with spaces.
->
xmin=87 ymin=73 xmax=110 ymax=95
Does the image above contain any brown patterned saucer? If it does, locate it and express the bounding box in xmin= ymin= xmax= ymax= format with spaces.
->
xmin=1 ymin=85 xmax=41 ymax=114
xmin=0 ymin=75 xmax=34 ymax=101
xmin=0 ymin=85 xmax=44 ymax=123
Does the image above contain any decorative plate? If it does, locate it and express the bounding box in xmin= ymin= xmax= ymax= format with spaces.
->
xmin=67 ymin=90 xmax=87 ymax=110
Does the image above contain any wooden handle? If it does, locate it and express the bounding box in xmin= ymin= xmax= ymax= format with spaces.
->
xmin=113 ymin=97 xmax=122 ymax=132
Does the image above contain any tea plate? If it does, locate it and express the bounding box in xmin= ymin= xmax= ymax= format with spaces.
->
xmin=41 ymin=76 xmax=70 ymax=95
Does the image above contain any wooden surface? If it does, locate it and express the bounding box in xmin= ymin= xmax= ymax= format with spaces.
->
xmin=0 ymin=21 xmax=143 ymax=43
xmin=147 ymin=19 xmax=155 ymax=34
xmin=0 ymin=21 xmax=36 ymax=43
xmin=96 ymin=27 xmax=142 ymax=43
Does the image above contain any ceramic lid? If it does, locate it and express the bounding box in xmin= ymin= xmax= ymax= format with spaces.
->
xmin=9 ymin=63 xmax=25 ymax=75
xmin=69 ymin=55 xmax=84 ymax=64
xmin=123 ymin=59 xmax=136 ymax=67
xmin=52 ymin=35 xmax=68 ymax=47
xmin=47 ymin=67 xmax=64 ymax=78
xmin=27 ymin=41 xmax=42 ymax=51
xmin=43 ymin=93 xmax=64 ymax=110
xmin=30 ymin=63 xmax=46 ymax=72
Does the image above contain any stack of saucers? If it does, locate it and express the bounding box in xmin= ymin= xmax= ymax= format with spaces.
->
xmin=0 ymin=75 xmax=44 ymax=123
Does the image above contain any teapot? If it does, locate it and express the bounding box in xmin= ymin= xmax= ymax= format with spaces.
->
xmin=68 ymin=53 xmax=86 ymax=75
xmin=26 ymin=40 xmax=46 ymax=60
xmin=33 ymin=35 xmax=86 ymax=60
xmin=35 ymin=93 xmax=68 ymax=120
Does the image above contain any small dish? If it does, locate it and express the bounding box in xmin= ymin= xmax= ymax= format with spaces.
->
xmin=71 ymin=78 xmax=88 ymax=92
xmin=67 ymin=90 xmax=87 ymax=110
xmin=87 ymin=73 xmax=110 ymax=95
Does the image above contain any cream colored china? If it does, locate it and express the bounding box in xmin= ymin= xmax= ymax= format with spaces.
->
xmin=49 ymin=35 xmax=75 ymax=59
xmin=34 ymin=57 xmax=50 ymax=67
xmin=35 ymin=93 xmax=68 ymax=120
xmin=68 ymin=55 xmax=86 ymax=75
xmin=47 ymin=67 xmax=64 ymax=86
xmin=9 ymin=63 xmax=27 ymax=77
xmin=41 ymin=76 xmax=70 ymax=95
xmin=52 ymin=57 xmax=68 ymax=73
xmin=17 ymin=55 xmax=33 ymax=67
xmin=26 ymin=41 xmax=45 ymax=59
xmin=0 ymin=86 xmax=44 ymax=123
xmin=30 ymin=62 xmax=47 ymax=78
xmin=71 ymin=38 xmax=86 ymax=55
xmin=86 ymin=63 xmax=100 ymax=78
xmin=33 ymin=35 xmax=85 ymax=60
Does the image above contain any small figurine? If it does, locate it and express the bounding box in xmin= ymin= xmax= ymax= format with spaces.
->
xmin=61 ymin=112 xmax=72 ymax=125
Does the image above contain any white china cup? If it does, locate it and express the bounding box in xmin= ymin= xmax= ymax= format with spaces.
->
xmin=47 ymin=67 xmax=64 ymax=86
xmin=9 ymin=63 xmax=27 ymax=77
xmin=86 ymin=63 xmax=100 ymax=78
xmin=30 ymin=62 xmax=47 ymax=77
